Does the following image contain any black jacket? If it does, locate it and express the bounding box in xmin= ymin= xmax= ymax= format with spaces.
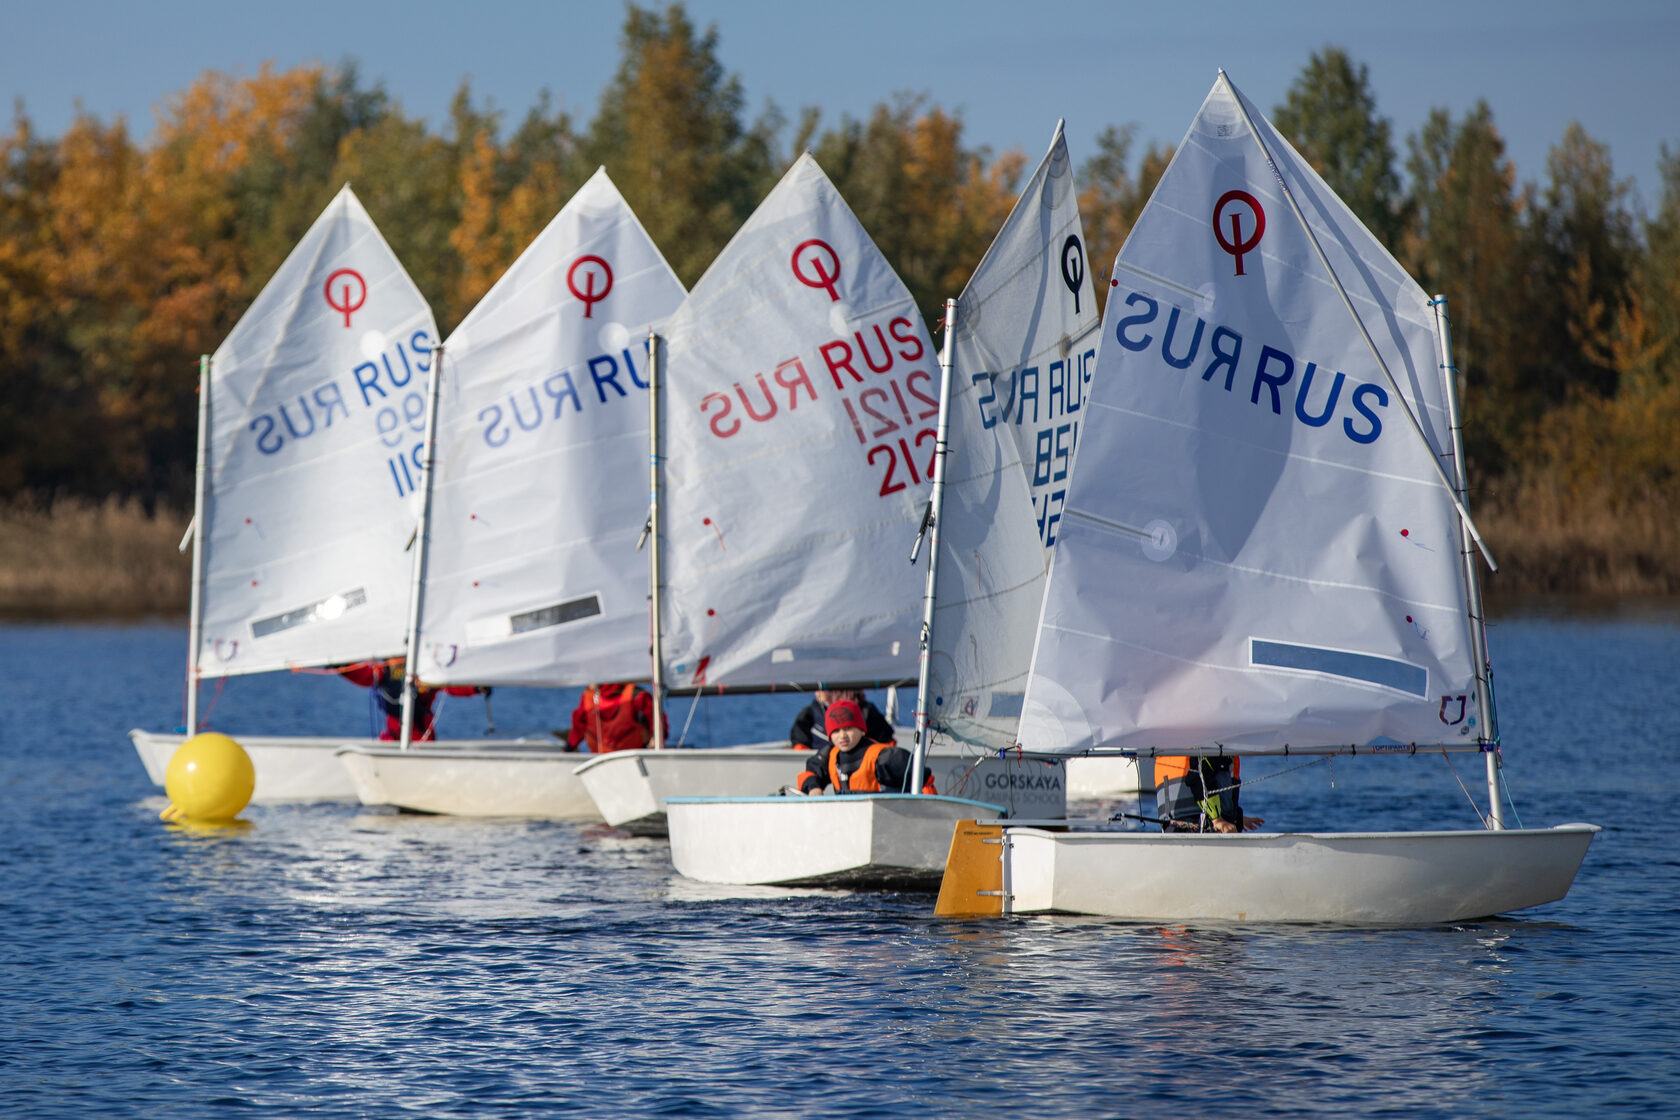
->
xmin=788 ymin=697 xmax=896 ymax=750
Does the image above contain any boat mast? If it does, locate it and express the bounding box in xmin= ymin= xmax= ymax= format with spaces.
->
xmin=398 ymin=341 xmax=447 ymax=750
xmin=1432 ymin=297 xmax=1504 ymax=828
xmin=646 ymin=327 xmax=667 ymax=750
xmin=183 ymin=353 xmax=211 ymax=735
xmin=910 ymin=298 xmax=960 ymax=794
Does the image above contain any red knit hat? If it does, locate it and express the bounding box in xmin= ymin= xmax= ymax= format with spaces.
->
xmin=825 ymin=698 xmax=866 ymax=737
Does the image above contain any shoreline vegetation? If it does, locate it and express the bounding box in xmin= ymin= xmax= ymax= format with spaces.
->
xmin=1 ymin=498 xmax=1674 ymax=623
xmin=3 ymin=11 xmax=1677 ymax=625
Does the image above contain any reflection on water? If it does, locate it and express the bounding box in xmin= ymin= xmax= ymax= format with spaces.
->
xmin=2 ymin=618 xmax=1678 ymax=1118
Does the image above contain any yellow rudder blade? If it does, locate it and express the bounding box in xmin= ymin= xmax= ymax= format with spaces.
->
xmin=934 ymin=819 xmax=1005 ymax=917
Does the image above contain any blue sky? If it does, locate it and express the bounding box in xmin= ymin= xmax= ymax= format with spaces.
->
xmin=4 ymin=0 xmax=1674 ymax=213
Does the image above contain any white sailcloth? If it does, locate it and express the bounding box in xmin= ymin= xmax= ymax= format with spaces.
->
xmin=659 ymin=153 xmax=930 ymax=688
xmin=198 ymin=185 xmax=438 ymax=678
xmin=415 ymin=169 xmax=686 ymax=686
xmin=925 ymin=122 xmax=1100 ymax=749
xmin=1019 ymin=73 xmax=1479 ymax=755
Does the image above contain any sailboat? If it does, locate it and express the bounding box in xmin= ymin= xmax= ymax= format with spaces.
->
xmin=935 ymin=72 xmax=1597 ymax=923
xmin=916 ymin=120 xmax=1141 ymax=799
xmin=130 ymin=185 xmax=474 ymax=801
xmin=661 ymin=150 xmax=1083 ymax=887
xmin=336 ymin=168 xmax=688 ymax=818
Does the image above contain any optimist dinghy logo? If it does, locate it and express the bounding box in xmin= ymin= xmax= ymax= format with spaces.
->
xmin=1439 ymin=694 xmax=1468 ymax=726
xmin=791 ymin=239 xmax=843 ymax=301
xmin=324 ymin=268 xmax=367 ymax=327
xmin=1060 ymin=234 xmax=1085 ymax=313
xmin=567 ymin=255 xmax=613 ymax=318
xmin=1213 ymin=189 xmax=1265 ymax=276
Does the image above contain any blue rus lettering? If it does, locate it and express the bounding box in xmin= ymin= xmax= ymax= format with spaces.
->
xmin=1345 ymin=382 xmax=1387 ymax=444
xmin=1294 ymin=363 xmax=1346 ymax=428
xmin=1007 ymin=365 xmax=1040 ymax=424
xmin=589 ymin=349 xmax=651 ymax=402
xmin=1253 ymin=345 xmax=1294 ymax=413
xmin=352 ymin=331 xmax=435 ymax=408
xmin=588 ymin=353 xmax=626 ymax=401
xmin=478 ymin=369 xmax=585 ymax=449
xmin=1201 ymin=325 xmax=1244 ymax=390
xmin=972 ymin=372 xmax=999 ymax=430
xmin=1047 ymin=359 xmax=1072 ymax=419
xmin=1115 ymin=291 xmax=1158 ymax=351
xmin=1161 ymin=306 xmax=1205 ymax=370
xmin=248 ymin=380 xmax=351 ymax=456
xmin=1113 ymin=287 xmax=1385 ymax=445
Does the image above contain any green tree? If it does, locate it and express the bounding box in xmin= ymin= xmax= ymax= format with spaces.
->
xmin=1530 ymin=122 xmax=1638 ymax=401
xmin=813 ymin=95 xmax=1023 ymax=321
xmin=583 ymin=2 xmax=780 ymax=286
xmin=1077 ymin=123 xmax=1172 ymax=315
xmin=1633 ymin=143 xmax=1680 ymax=389
xmin=332 ymin=109 xmax=459 ymax=327
xmin=1273 ymin=47 xmax=1404 ymax=249
xmin=1402 ymin=102 xmax=1530 ymax=477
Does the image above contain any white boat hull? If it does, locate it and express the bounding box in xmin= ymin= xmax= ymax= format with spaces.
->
xmin=1065 ymin=755 xmax=1151 ymax=799
xmin=578 ymin=746 xmax=1067 ymax=834
xmin=987 ymin=823 xmax=1600 ymax=924
xmin=131 ymin=729 xmax=570 ymax=805
xmin=337 ymin=745 xmax=599 ymax=819
xmin=667 ymin=794 xmax=1005 ymax=888
xmin=131 ymin=729 xmax=370 ymax=802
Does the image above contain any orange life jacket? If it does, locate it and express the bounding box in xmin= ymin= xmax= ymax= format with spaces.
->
xmin=827 ymin=740 xmax=937 ymax=794
xmin=583 ymin=684 xmax=650 ymax=754
xmin=1155 ymin=755 xmax=1241 ymax=787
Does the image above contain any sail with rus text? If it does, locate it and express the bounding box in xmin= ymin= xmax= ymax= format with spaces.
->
xmin=197 ymin=186 xmax=438 ymax=679
xmin=1019 ymin=74 xmax=1480 ymax=755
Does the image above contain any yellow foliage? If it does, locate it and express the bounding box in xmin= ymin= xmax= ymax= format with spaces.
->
xmin=153 ymin=63 xmax=322 ymax=177
xmin=450 ymin=129 xmax=506 ymax=312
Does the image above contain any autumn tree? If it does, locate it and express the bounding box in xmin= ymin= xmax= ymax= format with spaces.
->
xmin=332 ymin=107 xmax=459 ymax=326
xmin=583 ymin=2 xmax=781 ymax=286
xmin=0 ymin=106 xmax=109 ymax=498
xmin=814 ymin=96 xmax=1024 ymax=319
xmin=1529 ymin=122 xmax=1639 ymax=403
xmin=1273 ymin=47 xmax=1405 ymax=250
xmin=1077 ymin=123 xmax=1172 ymax=314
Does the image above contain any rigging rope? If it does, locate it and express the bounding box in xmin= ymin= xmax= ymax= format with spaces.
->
xmin=1439 ymin=747 xmax=1491 ymax=829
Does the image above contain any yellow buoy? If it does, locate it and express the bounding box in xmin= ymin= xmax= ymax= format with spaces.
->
xmin=161 ymin=732 xmax=255 ymax=823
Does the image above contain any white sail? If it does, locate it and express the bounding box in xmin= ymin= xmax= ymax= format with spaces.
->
xmin=1019 ymin=73 xmax=1479 ymax=755
xmin=958 ymin=120 xmax=1102 ymax=551
xmin=414 ymin=169 xmax=686 ymax=686
xmin=198 ymin=186 xmax=438 ymax=678
xmin=659 ymin=154 xmax=929 ymax=688
xmin=926 ymin=123 xmax=1100 ymax=748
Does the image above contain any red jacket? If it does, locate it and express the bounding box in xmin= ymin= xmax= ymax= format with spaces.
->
xmin=570 ymin=684 xmax=664 ymax=753
xmin=337 ymin=660 xmax=480 ymax=741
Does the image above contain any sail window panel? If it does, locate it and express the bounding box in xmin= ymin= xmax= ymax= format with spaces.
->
xmin=987 ymin=692 xmax=1025 ymax=719
xmin=1249 ymin=638 xmax=1428 ymax=698
xmin=463 ymin=594 xmax=605 ymax=646
xmin=250 ymin=588 xmax=368 ymax=638
xmin=770 ymin=641 xmax=903 ymax=663
xmin=510 ymin=595 xmax=603 ymax=634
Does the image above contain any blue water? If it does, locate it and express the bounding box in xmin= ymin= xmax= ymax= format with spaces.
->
xmin=3 ymin=613 xmax=1677 ymax=1118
